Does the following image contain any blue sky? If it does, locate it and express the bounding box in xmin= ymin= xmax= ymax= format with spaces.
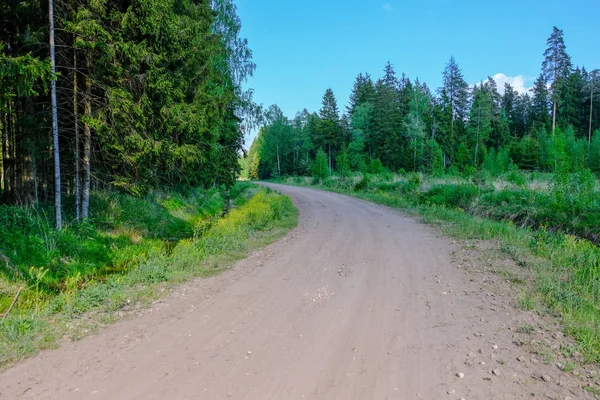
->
xmin=237 ymin=0 xmax=599 ymax=143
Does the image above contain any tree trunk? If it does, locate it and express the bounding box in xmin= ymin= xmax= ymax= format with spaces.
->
xmin=81 ymin=55 xmax=92 ymax=219
xmin=474 ymin=103 xmax=481 ymax=165
xmin=49 ymin=0 xmax=62 ymax=230
xmin=276 ymin=143 xmax=281 ymax=176
xmin=2 ymin=104 xmax=10 ymax=196
xmin=413 ymin=140 xmax=417 ymax=172
xmin=590 ymin=79 xmax=594 ymax=144
xmin=32 ymin=153 xmax=38 ymax=204
xmin=73 ymin=50 xmax=81 ymax=220
xmin=552 ymin=101 xmax=557 ymax=133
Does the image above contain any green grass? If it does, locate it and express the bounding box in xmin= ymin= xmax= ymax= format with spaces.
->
xmin=274 ymin=172 xmax=600 ymax=365
xmin=0 ymin=183 xmax=297 ymax=367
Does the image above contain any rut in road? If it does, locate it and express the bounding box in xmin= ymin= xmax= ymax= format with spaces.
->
xmin=1 ymin=184 xmax=591 ymax=399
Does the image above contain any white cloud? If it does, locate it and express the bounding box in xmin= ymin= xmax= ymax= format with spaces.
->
xmin=489 ymin=73 xmax=533 ymax=95
xmin=383 ymin=3 xmax=393 ymax=12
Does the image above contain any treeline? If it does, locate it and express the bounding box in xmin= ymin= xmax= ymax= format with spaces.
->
xmin=1 ymin=0 xmax=255 ymax=215
xmin=247 ymin=27 xmax=600 ymax=179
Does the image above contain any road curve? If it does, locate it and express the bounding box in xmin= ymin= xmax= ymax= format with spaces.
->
xmin=1 ymin=184 xmax=580 ymax=399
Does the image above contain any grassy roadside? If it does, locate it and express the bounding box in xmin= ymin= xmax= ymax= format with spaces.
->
xmin=274 ymin=175 xmax=600 ymax=365
xmin=0 ymin=184 xmax=297 ymax=367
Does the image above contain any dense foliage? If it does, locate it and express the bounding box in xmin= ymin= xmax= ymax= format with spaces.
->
xmin=247 ymin=26 xmax=599 ymax=180
xmin=1 ymin=0 xmax=254 ymax=212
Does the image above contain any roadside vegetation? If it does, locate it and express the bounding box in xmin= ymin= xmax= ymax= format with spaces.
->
xmin=0 ymin=183 xmax=297 ymax=367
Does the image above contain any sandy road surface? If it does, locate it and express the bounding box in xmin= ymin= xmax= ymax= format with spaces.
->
xmin=1 ymin=184 xmax=591 ymax=399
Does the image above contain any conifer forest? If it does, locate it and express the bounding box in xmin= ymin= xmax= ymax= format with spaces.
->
xmin=1 ymin=0 xmax=256 ymax=228
xmin=248 ymin=27 xmax=599 ymax=182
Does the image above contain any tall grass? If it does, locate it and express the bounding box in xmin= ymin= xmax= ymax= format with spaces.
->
xmin=0 ymin=183 xmax=297 ymax=366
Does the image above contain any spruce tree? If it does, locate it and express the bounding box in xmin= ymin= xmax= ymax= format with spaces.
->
xmin=372 ymin=62 xmax=403 ymax=169
xmin=532 ymin=74 xmax=552 ymax=131
xmin=347 ymin=73 xmax=375 ymax=115
xmin=317 ymin=88 xmax=342 ymax=171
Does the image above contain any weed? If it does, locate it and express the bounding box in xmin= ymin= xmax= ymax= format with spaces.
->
xmin=491 ymin=269 xmax=525 ymax=285
xmin=517 ymin=291 xmax=536 ymax=311
xmin=562 ymin=361 xmax=576 ymax=372
xmin=516 ymin=324 xmax=536 ymax=334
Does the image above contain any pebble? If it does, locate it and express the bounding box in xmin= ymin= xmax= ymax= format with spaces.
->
xmin=457 ymin=372 xmax=465 ymax=379
xmin=492 ymin=369 xmax=501 ymax=376
xmin=492 ymin=344 xmax=498 ymax=350
xmin=516 ymin=356 xmax=524 ymax=362
xmin=467 ymin=352 xmax=475 ymax=357
xmin=247 ymin=351 xmax=252 ymax=355
xmin=541 ymin=375 xmax=552 ymax=382
xmin=552 ymin=332 xmax=564 ymax=339
xmin=447 ymin=389 xmax=456 ymax=394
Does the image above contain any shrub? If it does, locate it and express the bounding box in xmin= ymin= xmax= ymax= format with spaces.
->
xmin=367 ymin=158 xmax=384 ymax=174
xmin=420 ymin=184 xmax=479 ymax=209
xmin=354 ymin=174 xmax=371 ymax=191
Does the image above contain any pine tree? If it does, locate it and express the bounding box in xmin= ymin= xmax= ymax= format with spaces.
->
xmin=541 ymin=26 xmax=572 ymax=133
xmin=437 ymin=56 xmax=470 ymax=163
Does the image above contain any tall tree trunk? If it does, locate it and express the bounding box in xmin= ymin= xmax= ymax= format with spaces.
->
xmin=552 ymin=101 xmax=557 ymax=133
xmin=49 ymin=0 xmax=62 ymax=229
xmin=276 ymin=143 xmax=281 ymax=176
xmin=32 ymin=153 xmax=38 ymax=204
xmin=81 ymin=55 xmax=92 ymax=219
xmin=474 ymin=103 xmax=481 ymax=165
xmin=1 ymin=106 xmax=9 ymax=195
xmin=413 ymin=139 xmax=417 ymax=172
xmin=73 ymin=50 xmax=81 ymax=220
xmin=590 ymin=79 xmax=594 ymax=143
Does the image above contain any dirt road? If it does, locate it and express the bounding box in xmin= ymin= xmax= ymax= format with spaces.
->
xmin=1 ymin=184 xmax=591 ymax=399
